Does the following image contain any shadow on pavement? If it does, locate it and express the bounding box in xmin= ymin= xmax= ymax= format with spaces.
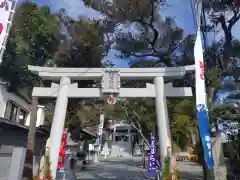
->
xmin=75 ymin=159 xmax=147 ymax=180
xmin=99 ymin=159 xmax=139 ymax=166
xmin=177 ymin=161 xmax=204 ymax=180
xmin=180 ymin=171 xmax=203 ymax=180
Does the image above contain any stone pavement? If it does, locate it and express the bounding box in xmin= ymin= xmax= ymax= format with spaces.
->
xmin=75 ymin=157 xmax=149 ymax=180
xmin=75 ymin=156 xmax=204 ymax=180
xmin=177 ymin=161 xmax=203 ymax=180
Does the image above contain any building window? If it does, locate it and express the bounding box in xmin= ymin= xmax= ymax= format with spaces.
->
xmin=4 ymin=100 xmax=29 ymax=125
xmin=19 ymin=109 xmax=27 ymax=125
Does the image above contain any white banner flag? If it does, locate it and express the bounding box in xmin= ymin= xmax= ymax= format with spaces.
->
xmin=194 ymin=29 xmax=207 ymax=107
xmin=0 ymin=0 xmax=13 ymax=48
xmin=194 ymin=29 xmax=214 ymax=169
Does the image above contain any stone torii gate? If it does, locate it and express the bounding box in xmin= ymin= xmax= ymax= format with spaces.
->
xmin=28 ymin=65 xmax=194 ymax=177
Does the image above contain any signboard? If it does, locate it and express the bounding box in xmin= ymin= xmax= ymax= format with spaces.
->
xmin=148 ymin=135 xmax=157 ymax=177
xmin=0 ymin=0 xmax=13 ymax=48
xmin=102 ymin=69 xmax=120 ymax=94
xmin=98 ymin=114 xmax=104 ymax=136
xmin=97 ymin=114 xmax=104 ymax=151
xmin=194 ymin=29 xmax=214 ymax=169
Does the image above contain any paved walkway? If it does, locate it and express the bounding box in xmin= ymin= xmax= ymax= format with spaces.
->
xmin=75 ymin=157 xmax=204 ymax=180
xmin=75 ymin=157 xmax=149 ymax=180
xmin=177 ymin=161 xmax=203 ymax=180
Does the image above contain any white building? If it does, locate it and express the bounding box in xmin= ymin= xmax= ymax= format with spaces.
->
xmin=0 ymin=80 xmax=45 ymax=127
xmin=101 ymin=120 xmax=140 ymax=157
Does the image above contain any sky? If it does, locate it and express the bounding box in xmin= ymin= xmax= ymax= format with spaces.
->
xmin=32 ymin=0 xmax=240 ymax=69
xmin=29 ymin=0 xmax=239 ymax=101
xmin=33 ymin=0 xmax=197 ymax=68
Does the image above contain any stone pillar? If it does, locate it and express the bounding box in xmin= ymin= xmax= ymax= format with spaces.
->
xmin=154 ymin=76 xmax=171 ymax=167
xmin=113 ymin=126 xmax=116 ymax=143
xmin=50 ymin=77 xmax=70 ymax=178
xmin=98 ymin=113 xmax=104 ymax=151
xmin=212 ymin=137 xmax=227 ymax=180
xmin=128 ymin=126 xmax=132 ymax=155
xmin=22 ymin=96 xmax=38 ymax=179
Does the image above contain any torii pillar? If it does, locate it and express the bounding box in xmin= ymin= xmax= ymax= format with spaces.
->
xmin=49 ymin=77 xmax=78 ymax=177
xmin=155 ymin=77 xmax=172 ymax=162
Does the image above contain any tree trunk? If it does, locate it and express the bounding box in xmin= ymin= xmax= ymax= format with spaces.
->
xmin=22 ymin=97 xmax=38 ymax=179
xmin=142 ymin=142 xmax=146 ymax=168
xmin=190 ymin=129 xmax=196 ymax=147
xmin=206 ymin=87 xmax=215 ymax=103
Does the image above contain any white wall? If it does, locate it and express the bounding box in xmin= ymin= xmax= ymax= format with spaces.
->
xmin=0 ymin=83 xmax=45 ymax=127
xmin=25 ymin=105 xmax=46 ymax=127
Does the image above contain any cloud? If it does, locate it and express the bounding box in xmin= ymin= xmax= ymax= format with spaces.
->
xmin=105 ymin=49 xmax=130 ymax=68
xmin=46 ymin=0 xmax=196 ymax=34
xmin=48 ymin=0 xmax=101 ymax=19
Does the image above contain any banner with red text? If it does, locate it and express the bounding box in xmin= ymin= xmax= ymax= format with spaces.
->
xmin=0 ymin=0 xmax=13 ymax=48
xmin=194 ymin=29 xmax=214 ymax=169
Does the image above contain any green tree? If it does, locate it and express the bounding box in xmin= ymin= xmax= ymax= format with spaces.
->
xmin=204 ymin=0 xmax=240 ymax=71
xmin=168 ymin=99 xmax=198 ymax=150
xmin=0 ymin=2 xmax=61 ymax=179
xmin=52 ymin=11 xmax=114 ymax=134
xmin=0 ymin=2 xmax=60 ymax=101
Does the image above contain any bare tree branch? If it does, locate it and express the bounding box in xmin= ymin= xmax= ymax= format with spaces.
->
xmin=122 ymin=101 xmax=161 ymax=167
